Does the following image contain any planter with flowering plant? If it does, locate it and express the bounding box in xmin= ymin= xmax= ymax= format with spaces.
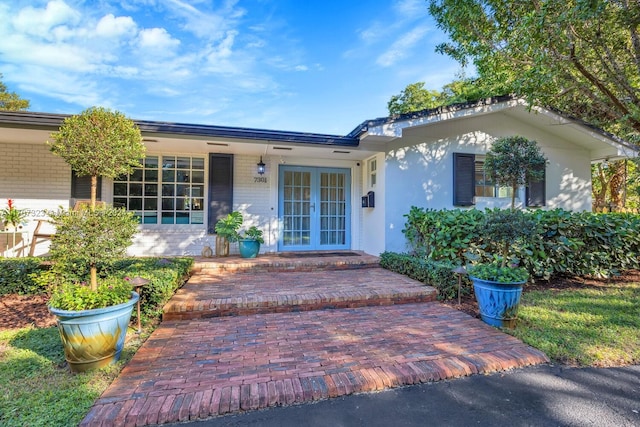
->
xmin=45 ymin=106 xmax=146 ymax=372
xmin=1 ymin=199 xmax=28 ymax=230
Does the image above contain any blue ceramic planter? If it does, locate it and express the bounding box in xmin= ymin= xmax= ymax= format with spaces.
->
xmin=471 ymin=277 xmax=524 ymax=328
xmin=49 ymin=292 xmax=139 ymax=372
xmin=238 ymin=239 xmax=260 ymax=258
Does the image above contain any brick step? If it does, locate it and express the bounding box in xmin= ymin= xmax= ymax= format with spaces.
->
xmin=162 ymin=267 xmax=437 ymax=321
xmin=191 ymin=251 xmax=380 ymax=274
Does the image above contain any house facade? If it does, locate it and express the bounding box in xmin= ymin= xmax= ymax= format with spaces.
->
xmin=0 ymin=97 xmax=635 ymax=257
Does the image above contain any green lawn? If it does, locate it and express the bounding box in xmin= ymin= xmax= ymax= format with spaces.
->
xmin=509 ymin=283 xmax=640 ymax=366
xmin=0 ymin=326 xmax=148 ymax=427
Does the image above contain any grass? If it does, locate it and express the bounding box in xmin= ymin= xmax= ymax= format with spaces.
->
xmin=0 ymin=325 xmax=151 ymax=427
xmin=509 ymin=282 xmax=640 ymax=366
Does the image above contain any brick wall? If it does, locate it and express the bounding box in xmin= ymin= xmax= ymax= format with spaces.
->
xmin=0 ymin=143 xmax=71 ymax=255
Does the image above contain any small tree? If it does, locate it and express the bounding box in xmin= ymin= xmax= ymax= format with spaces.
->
xmin=483 ymin=136 xmax=547 ymax=209
xmin=48 ymin=107 xmax=145 ymax=291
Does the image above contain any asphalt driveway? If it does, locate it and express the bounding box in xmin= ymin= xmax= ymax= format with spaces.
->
xmin=169 ymin=364 xmax=640 ymax=427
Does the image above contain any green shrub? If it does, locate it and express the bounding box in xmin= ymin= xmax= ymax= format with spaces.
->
xmin=403 ymin=207 xmax=484 ymax=261
xmin=379 ymin=252 xmax=469 ymax=300
xmin=0 ymin=258 xmax=47 ymax=295
xmin=108 ymin=257 xmax=193 ymax=321
xmin=48 ymin=277 xmax=132 ymax=311
xmin=47 ymin=206 xmax=139 ymax=286
xmin=402 ymin=207 xmax=640 ymax=280
xmin=467 ymin=262 xmax=529 ymax=283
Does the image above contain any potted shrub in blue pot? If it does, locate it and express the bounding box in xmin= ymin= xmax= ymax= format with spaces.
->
xmin=468 ymin=209 xmax=537 ymax=328
xmin=468 ymin=135 xmax=546 ymax=328
xmin=238 ymin=225 xmax=264 ymax=258
xmin=45 ymin=107 xmax=145 ymax=372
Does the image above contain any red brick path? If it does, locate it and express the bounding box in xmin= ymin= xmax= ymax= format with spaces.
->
xmin=80 ymin=255 xmax=548 ymax=426
xmin=164 ymin=266 xmax=437 ymax=320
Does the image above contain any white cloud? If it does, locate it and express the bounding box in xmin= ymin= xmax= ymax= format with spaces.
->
xmin=138 ymin=27 xmax=181 ymax=52
xmin=394 ymin=0 xmax=428 ymax=18
xmin=164 ymin=0 xmax=245 ymax=41
xmin=294 ymin=65 xmax=308 ymax=72
xmin=376 ymin=25 xmax=430 ymax=67
xmin=96 ymin=14 xmax=137 ymax=38
xmin=12 ymin=0 xmax=81 ymax=39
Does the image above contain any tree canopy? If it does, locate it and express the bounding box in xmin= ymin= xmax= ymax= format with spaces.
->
xmin=387 ymin=77 xmax=502 ymax=115
xmin=0 ymin=73 xmax=29 ymax=111
xmin=428 ymin=0 xmax=640 ymax=137
xmin=48 ymin=107 xmax=145 ymax=192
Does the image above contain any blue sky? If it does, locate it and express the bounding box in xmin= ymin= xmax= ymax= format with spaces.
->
xmin=0 ymin=0 xmax=463 ymax=135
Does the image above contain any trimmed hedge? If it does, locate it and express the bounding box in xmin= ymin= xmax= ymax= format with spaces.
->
xmin=0 ymin=258 xmax=47 ymax=295
xmin=1 ymin=257 xmax=193 ymax=324
xmin=379 ymin=251 xmax=469 ymax=300
xmin=402 ymin=207 xmax=640 ymax=279
xmin=108 ymin=257 xmax=194 ymax=321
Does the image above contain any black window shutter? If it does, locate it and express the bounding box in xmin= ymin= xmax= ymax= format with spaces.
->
xmin=453 ymin=153 xmax=475 ymax=206
xmin=208 ymin=154 xmax=234 ymax=234
xmin=71 ymin=173 xmax=102 ymax=200
xmin=526 ymin=165 xmax=546 ymax=207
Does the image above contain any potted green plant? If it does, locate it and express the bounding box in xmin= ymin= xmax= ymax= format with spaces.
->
xmin=1 ymin=199 xmax=28 ymax=230
xmin=467 ymin=136 xmax=546 ymax=328
xmin=45 ymin=106 xmax=146 ymax=372
xmin=214 ymin=211 xmax=243 ymax=256
xmin=238 ymin=225 xmax=264 ymax=258
xmin=467 ymin=209 xmax=536 ymax=328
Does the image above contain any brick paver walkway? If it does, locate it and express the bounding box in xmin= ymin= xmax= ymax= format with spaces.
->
xmin=80 ymin=256 xmax=548 ymax=426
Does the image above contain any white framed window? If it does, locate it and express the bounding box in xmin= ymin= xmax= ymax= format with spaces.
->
xmin=113 ymin=155 xmax=205 ymax=225
xmin=368 ymin=157 xmax=377 ymax=189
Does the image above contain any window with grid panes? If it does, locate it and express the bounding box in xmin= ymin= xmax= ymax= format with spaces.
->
xmin=113 ymin=155 xmax=205 ymax=224
xmin=367 ymin=157 xmax=377 ymax=189
xmin=474 ymin=156 xmax=512 ymax=198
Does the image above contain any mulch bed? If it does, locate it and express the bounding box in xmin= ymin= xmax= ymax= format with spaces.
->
xmin=0 ymin=294 xmax=57 ymax=330
xmin=2 ymin=270 xmax=638 ymax=331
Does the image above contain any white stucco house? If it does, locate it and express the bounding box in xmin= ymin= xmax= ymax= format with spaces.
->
xmin=0 ymin=97 xmax=636 ymax=257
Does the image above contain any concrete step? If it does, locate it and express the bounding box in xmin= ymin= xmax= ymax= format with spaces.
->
xmin=162 ymin=267 xmax=437 ymax=321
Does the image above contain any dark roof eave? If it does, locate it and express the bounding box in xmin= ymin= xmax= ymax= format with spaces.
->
xmin=0 ymin=111 xmax=359 ymax=147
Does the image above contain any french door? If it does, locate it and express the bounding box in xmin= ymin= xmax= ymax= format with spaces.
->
xmin=278 ymin=166 xmax=351 ymax=251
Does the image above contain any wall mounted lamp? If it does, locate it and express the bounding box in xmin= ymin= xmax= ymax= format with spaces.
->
xmin=257 ymin=156 xmax=266 ymax=175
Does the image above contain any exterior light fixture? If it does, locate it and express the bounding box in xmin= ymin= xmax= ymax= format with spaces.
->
xmin=257 ymin=156 xmax=266 ymax=175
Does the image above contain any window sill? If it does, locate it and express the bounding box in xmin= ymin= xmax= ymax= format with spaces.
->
xmin=474 ymin=197 xmax=522 ymax=210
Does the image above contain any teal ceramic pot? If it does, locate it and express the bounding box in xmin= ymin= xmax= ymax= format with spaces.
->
xmin=470 ymin=277 xmax=524 ymax=328
xmin=49 ymin=292 xmax=139 ymax=372
xmin=238 ymin=239 xmax=260 ymax=258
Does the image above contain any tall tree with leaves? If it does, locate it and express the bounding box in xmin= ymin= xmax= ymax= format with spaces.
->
xmin=428 ymin=0 xmax=640 ymax=136
xmin=0 ymin=73 xmax=29 ymax=111
xmin=388 ymin=76 xmax=509 ymax=115
xmin=388 ymin=82 xmax=442 ymax=115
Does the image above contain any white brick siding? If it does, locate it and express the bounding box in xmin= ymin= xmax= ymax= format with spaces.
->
xmin=0 ymin=143 xmax=70 ymax=255
xmin=2 ymin=146 xmax=360 ymax=257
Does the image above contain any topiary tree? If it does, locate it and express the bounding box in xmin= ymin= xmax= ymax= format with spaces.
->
xmin=483 ymin=136 xmax=547 ymax=209
xmin=49 ymin=107 xmax=145 ymax=209
xmin=47 ymin=107 xmax=145 ymax=291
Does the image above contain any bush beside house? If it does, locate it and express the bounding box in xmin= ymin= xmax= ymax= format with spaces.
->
xmin=397 ymin=207 xmax=640 ymax=283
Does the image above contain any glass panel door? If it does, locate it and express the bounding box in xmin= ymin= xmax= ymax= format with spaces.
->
xmin=282 ymin=169 xmax=312 ymax=247
xmin=279 ymin=166 xmax=350 ymax=251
